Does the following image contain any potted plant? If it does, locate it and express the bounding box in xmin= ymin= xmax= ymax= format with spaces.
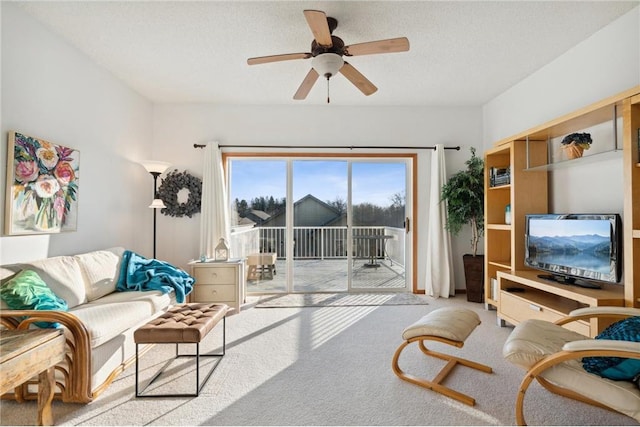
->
xmin=561 ymin=132 xmax=592 ymax=159
xmin=441 ymin=147 xmax=484 ymax=302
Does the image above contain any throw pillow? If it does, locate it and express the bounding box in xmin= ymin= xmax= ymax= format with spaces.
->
xmin=582 ymin=316 xmax=640 ymax=381
xmin=0 ymin=269 xmax=68 ymax=328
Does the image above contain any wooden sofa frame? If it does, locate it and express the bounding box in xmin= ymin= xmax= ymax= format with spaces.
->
xmin=1 ymin=309 xmax=152 ymax=403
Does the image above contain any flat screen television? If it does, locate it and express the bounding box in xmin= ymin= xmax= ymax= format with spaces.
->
xmin=524 ymin=213 xmax=622 ymax=289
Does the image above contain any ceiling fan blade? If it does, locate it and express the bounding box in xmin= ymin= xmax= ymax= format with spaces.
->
xmin=293 ymin=68 xmax=320 ymax=100
xmin=339 ymin=62 xmax=377 ymax=96
xmin=304 ymin=10 xmax=333 ymax=48
xmin=344 ymin=37 xmax=410 ymax=56
xmin=247 ymin=52 xmax=311 ymax=66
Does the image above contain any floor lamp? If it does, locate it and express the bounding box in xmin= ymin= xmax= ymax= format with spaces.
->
xmin=140 ymin=160 xmax=171 ymax=259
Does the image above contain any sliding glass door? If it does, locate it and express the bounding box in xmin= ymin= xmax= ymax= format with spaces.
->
xmin=228 ymin=156 xmax=411 ymax=294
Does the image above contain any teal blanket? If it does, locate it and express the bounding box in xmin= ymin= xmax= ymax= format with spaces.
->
xmin=116 ymin=250 xmax=193 ymax=303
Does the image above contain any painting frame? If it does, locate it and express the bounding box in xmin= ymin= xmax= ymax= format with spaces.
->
xmin=5 ymin=131 xmax=80 ymax=235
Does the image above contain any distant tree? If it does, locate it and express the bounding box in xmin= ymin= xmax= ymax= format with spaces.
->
xmin=235 ymin=198 xmax=250 ymax=217
xmin=327 ymin=197 xmax=346 ymax=215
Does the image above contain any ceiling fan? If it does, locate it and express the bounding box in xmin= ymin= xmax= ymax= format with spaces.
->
xmin=247 ymin=9 xmax=410 ymax=102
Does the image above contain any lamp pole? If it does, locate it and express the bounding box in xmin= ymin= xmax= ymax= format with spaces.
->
xmin=140 ymin=160 xmax=171 ymax=260
xmin=151 ymin=172 xmax=161 ymax=259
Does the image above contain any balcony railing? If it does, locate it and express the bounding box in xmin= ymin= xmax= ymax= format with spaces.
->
xmin=230 ymin=226 xmax=405 ymax=267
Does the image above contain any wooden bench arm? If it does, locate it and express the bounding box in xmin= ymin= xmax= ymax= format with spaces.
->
xmin=0 ymin=310 xmax=93 ymax=403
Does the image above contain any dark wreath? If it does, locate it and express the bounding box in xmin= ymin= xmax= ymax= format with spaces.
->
xmin=157 ymin=170 xmax=202 ymax=218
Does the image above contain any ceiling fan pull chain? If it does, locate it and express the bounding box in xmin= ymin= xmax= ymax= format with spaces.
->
xmin=327 ymin=76 xmax=330 ymax=104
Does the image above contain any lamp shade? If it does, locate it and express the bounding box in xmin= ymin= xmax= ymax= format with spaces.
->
xmin=312 ymin=53 xmax=344 ymax=78
xmin=149 ymin=198 xmax=166 ymax=209
xmin=141 ymin=160 xmax=171 ymax=174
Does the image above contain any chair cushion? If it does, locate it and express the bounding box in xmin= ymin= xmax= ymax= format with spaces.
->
xmin=583 ymin=316 xmax=640 ymax=381
xmin=0 ymin=269 xmax=68 ymax=328
xmin=402 ymin=307 xmax=480 ymax=342
xmin=504 ymin=318 xmax=640 ymax=422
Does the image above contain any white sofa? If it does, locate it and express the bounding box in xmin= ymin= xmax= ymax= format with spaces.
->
xmin=0 ymin=247 xmax=176 ymax=403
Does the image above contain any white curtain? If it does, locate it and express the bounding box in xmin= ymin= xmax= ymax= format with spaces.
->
xmin=425 ymin=144 xmax=455 ymax=297
xmin=199 ymin=142 xmax=230 ymax=259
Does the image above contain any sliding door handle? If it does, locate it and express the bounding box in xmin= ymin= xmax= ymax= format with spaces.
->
xmin=405 ymin=217 xmax=410 ymax=233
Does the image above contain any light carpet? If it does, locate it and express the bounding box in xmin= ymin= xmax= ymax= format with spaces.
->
xmin=0 ymin=296 xmax=637 ymax=426
xmin=255 ymin=292 xmax=429 ymax=308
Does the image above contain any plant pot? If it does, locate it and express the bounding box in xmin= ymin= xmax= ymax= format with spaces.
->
xmin=563 ymin=143 xmax=584 ymax=160
xmin=463 ymin=254 xmax=484 ymax=303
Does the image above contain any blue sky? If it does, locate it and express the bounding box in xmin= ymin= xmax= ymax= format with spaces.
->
xmin=529 ymin=218 xmax=610 ymax=238
xmin=229 ymin=159 xmax=406 ymax=207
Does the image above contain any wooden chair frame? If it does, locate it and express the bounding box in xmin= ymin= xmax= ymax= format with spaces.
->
xmin=392 ymin=334 xmax=493 ymax=406
xmin=512 ymin=307 xmax=640 ymax=426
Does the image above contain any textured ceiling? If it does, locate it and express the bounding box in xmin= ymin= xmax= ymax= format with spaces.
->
xmin=15 ymin=1 xmax=638 ymax=106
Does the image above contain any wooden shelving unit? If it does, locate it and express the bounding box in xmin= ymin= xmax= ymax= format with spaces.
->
xmin=484 ymin=86 xmax=640 ymax=332
xmin=483 ymin=141 xmax=547 ymax=308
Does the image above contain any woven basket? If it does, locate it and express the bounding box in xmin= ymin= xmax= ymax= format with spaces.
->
xmin=563 ymin=142 xmax=584 ymax=160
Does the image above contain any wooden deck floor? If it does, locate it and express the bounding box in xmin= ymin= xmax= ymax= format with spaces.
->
xmin=245 ymin=258 xmax=406 ymax=293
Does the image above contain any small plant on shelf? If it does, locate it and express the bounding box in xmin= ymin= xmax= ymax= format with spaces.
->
xmin=561 ymin=132 xmax=592 ymax=159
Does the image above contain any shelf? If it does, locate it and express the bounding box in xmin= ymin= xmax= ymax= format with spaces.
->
xmin=489 ymin=260 xmax=511 ymax=269
xmin=487 ymin=224 xmax=511 ymax=231
xmin=524 ymin=148 xmax=623 ymax=172
xmin=489 ymin=184 xmax=510 ymax=190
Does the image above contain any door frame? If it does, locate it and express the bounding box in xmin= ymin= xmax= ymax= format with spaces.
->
xmin=223 ymin=152 xmax=419 ymax=293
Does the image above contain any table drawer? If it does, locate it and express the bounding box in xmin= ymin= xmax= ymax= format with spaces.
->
xmin=193 ymin=284 xmax=236 ymax=302
xmin=500 ymin=291 xmax=590 ymax=336
xmin=193 ymin=266 xmax=236 ymax=284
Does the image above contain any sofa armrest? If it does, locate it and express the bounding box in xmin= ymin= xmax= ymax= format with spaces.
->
xmin=0 ymin=309 xmax=93 ymax=403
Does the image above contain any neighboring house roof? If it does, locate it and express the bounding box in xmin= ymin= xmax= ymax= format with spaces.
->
xmin=248 ymin=209 xmax=270 ymax=221
xmin=237 ymin=217 xmax=256 ymax=227
xmin=262 ymin=194 xmax=342 ymax=227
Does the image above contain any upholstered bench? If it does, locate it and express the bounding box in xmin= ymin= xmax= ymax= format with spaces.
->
xmin=391 ymin=307 xmax=492 ymax=406
xmin=134 ymin=303 xmax=231 ymax=397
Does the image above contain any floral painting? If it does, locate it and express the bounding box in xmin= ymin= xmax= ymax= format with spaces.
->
xmin=5 ymin=131 xmax=79 ymax=235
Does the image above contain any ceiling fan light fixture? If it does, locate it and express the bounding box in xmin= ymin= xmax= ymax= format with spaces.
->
xmin=312 ymin=53 xmax=344 ymax=78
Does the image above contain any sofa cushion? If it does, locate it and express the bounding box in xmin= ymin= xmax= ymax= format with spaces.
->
xmin=75 ymin=247 xmax=125 ymax=302
xmin=68 ymin=290 xmax=173 ymax=348
xmin=2 ymin=256 xmax=86 ymax=308
xmin=0 ymin=269 xmax=68 ymax=328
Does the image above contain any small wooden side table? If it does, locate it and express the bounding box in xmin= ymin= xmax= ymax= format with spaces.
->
xmin=0 ymin=329 xmax=66 ymax=426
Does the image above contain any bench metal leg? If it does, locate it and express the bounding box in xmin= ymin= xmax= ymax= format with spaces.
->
xmin=135 ymin=317 xmax=226 ymax=398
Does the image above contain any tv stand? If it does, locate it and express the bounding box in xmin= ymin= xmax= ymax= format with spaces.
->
xmin=537 ymin=274 xmax=602 ymax=289
xmin=497 ymin=270 xmax=624 ymax=337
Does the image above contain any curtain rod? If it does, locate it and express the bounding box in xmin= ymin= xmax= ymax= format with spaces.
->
xmin=193 ymin=143 xmax=460 ymax=151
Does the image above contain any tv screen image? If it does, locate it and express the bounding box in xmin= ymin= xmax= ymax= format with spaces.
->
xmin=525 ymin=214 xmax=622 ymax=287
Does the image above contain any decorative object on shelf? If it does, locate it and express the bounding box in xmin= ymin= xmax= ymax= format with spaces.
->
xmin=157 ymin=170 xmax=202 ymax=218
xmin=489 ymin=166 xmax=510 ymax=187
xmin=5 ymin=131 xmax=80 ymax=235
xmin=505 ymin=204 xmax=511 ymax=225
xmin=561 ymin=132 xmax=592 ymax=160
xmin=214 ymin=238 xmax=229 ymax=261
xmin=441 ymin=147 xmax=485 ymax=302
xmin=140 ymin=160 xmax=171 ymax=259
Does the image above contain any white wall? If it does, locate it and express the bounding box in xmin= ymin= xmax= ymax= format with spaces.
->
xmin=152 ymin=104 xmax=483 ymax=290
xmin=0 ymin=3 xmax=154 ymax=263
xmin=483 ymin=6 xmax=639 ymax=214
